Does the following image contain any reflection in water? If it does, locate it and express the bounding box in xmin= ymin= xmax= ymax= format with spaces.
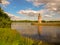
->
xmin=38 ymin=25 xmax=42 ymax=37
xmin=11 ymin=22 xmax=60 ymax=43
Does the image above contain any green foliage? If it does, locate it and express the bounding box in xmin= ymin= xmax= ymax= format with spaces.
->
xmin=0 ymin=7 xmax=11 ymax=28
xmin=0 ymin=28 xmax=33 ymax=45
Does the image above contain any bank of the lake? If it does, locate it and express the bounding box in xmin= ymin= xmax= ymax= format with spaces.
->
xmin=31 ymin=23 xmax=60 ymax=26
xmin=0 ymin=28 xmax=34 ymax=45
xmin=12 ymin=20 xmax=60 ymax=26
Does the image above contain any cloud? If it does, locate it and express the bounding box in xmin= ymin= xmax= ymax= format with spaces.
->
xmin=26 ymin=0 xmax=60 ymax=13
xmin=1 ymin=0 xmax=10 ymax=6
xmin=17 ymin=9 xmax=55 ymax=18
xmin=44 ymin=15 xmax=52 ymax=17
xmin=26 ymin=0 xmax=42 ymax=7
xmin=17 ymin=9 xmax=45 ymax=16
xmin=5 ymin=12 xmax=21 ymax=21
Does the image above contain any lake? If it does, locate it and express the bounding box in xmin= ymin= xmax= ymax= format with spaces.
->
xmin=11 ymin=22 xmax=60 ymax=43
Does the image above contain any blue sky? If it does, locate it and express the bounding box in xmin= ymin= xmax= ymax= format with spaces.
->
xmin=1 ymin=0 xmax=60 ymax=21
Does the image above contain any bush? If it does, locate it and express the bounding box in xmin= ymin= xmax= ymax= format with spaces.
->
xmin=0 ymin=7 xmax=11 ymax=28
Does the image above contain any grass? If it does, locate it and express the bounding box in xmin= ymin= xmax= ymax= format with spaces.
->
xmin=0 ymin=28 xmax=33 ymax=45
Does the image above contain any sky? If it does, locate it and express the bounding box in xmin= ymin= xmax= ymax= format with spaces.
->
xmin=0 ymin=0 xmax=60 ymax=21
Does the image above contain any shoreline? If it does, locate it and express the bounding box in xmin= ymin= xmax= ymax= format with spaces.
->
xmin=31 ymin=23 xmax=60 ymax=26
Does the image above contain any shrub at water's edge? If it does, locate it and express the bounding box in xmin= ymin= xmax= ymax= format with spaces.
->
xmin=0 ymin=7 xmax=11 ymax=28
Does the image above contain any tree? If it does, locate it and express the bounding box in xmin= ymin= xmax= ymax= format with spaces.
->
xmin=0 ymin=7 xmax=11 ymax=28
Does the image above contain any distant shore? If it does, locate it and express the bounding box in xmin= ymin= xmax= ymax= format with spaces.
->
xmin=31 ymin=23 xmax=60 ymax=26
xmin=12 ymin=20 xmax=60 ymax=26
xmin=11 ymin=20 xmax=60 ymax=23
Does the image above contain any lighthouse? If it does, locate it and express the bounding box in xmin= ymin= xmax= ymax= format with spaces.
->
xmin=38 ymin=13 xmax=41 ymax=23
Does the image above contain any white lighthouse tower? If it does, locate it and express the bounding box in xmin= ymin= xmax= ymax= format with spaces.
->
xmin=38 ymin=13 xmax=42 ymax=23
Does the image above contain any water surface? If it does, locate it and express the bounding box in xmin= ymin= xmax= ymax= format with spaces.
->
xmin=11 ymin=22 xmax=60 ymax=42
